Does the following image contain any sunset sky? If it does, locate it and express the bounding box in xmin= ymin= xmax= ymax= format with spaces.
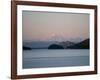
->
xmin=22 ymin=11 xmax=89 ymax=42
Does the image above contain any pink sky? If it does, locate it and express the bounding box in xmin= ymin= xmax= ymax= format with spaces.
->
xmin=22 ymin=11 xmax=89 ymax=42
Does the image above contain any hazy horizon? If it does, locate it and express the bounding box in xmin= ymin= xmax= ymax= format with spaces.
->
xmin=22 ymin=11 xmax=89 ymax=42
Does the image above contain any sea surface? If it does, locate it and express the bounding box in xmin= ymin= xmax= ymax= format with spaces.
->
xmin=23 ymin=49 xmax=89 ymax=69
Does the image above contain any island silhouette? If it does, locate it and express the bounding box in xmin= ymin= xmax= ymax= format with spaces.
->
xmin=48 ymin=44 xmax=64 ymax=49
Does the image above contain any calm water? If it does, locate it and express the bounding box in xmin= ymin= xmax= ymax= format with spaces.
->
xmin=23 ymin=49 xmax=89 ymax=69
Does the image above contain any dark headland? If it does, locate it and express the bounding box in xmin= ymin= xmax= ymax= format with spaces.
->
xmin=48 ymin=39 xmax=89 ymax=49
xmin=23 ymin=46 xmax=32 ymax=50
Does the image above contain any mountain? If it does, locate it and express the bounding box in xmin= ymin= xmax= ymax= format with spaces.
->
xmin=23 ymin=39 xmax=89 ymax=49
xmin=23 ymin=41 xmax=74 ymax=49
xmin=67 ymin=39 xmax=89 ymax=49
xmin=48 ymin=44 xmax=64 ymax=49
xmin=48 ymin=41 xmax=75 ymax=49
xmin=58 ymin=41 xmax=75 ymax=48
xmin=23 ymin=41 xmax=58 ymax=49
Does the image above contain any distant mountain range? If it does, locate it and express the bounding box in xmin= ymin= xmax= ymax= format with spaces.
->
xmin=23 ymin=39 xmax=89 ymax=50
xmin=59 ymin=41 xmax=75 ymax=48
xmin=23 ymin=41 xmax=57 ymax=49
xmin=48 ymin=39 xmax=89 ymax=49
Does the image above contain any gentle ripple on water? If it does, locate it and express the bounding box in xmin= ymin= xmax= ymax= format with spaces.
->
xmin=23 ymin=49 xmax=89 ymax=69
